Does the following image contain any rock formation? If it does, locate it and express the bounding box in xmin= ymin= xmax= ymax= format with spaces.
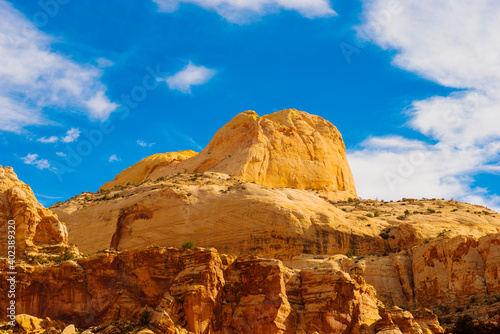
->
xmin=100 ymin=109 xmax=357 ymax=201
xmin=0 ymin=247 xmax=445 ymax=334
xmin=0 ymin=165 xmax=76 ymax=258
xmin=52 ymin=173 xmax=500 ymax=258
xmin=1 ymin=109 xmax=500 ymax=333
xmin=101 ymin=150 xmax=197 ymax=191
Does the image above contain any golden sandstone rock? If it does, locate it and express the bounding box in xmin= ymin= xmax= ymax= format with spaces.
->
xmin=100 ymin=109 xmax=357 ymax=201
xmin=0 ymin=165 xmax=74 ymax=257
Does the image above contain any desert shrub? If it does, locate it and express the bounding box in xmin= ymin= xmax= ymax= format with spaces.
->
xmin=379 ymin=232 xmax=390 ymax=240
xmin=138 ymin=309 xmax=151 ymax=326
xmin=181 ymin=240 xmax=196 ymax=250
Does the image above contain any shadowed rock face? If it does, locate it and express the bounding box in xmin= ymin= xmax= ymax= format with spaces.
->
xmin=0 ymin=165 xmax=72 ymax=257
xmin=100 ymin=109 xmax=357 ymax=201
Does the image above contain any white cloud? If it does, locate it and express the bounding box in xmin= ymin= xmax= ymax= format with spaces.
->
xmin=21 ymin=153 xmax=51 ymax=170
xmin=137 ymin=140 xmax=156 ymax=147
xmin=85 ymin=91 xmax=119 ymax=120
xmin=56 ymin=152 xmax=66 ymax=157
xmin=161 ymin=62 xmax=216 ymax=93
xmin=61 ymin=128 xmax=80 ymax=143
xmin=109 ymin=154 xmax=120 ymax=162
xmin=37 ymin=136 xmax=59 ymax=143
xmin=22 ymin=153 xmax=39 ymax=165
xmin=351 ymin=0 xmax=500 ymax=211
xmin=0 ymin=96 xmax=46 ymax=132
xmin=0 ymin=0 xmax=118 ymax=133
xmin=152 ymin=0 xmax=336 ymax=23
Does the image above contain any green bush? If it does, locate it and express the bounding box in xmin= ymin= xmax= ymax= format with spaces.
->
xmin=181 ymin=240 xmax=196 ymax=250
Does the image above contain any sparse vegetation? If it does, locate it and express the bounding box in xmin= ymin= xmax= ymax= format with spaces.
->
xmin=346 ymin=249 xmax=356 ymax=258
xmin=446 ymin=315 xmax=500 ymax=334
xmin=181 ymin=240 xmax=196 ymax=250
xmin=138 ymin=309 xmax=151 ymax=326
xmin=427 ymin=208 xmax=436 ymax=213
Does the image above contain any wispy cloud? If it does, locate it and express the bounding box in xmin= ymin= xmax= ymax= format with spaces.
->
xmin=21 ymin=153 xmax=51 ymax=170
xmin=137 ymin=140 xmax=156 ymax=147
xmin=161 ymin=62 xmax=216 ymax=94
xmin=109 ymin=154 xmax=120 ymax=162
xmin=152 ymin=0 xmax=336 ymax=23
xmin=351 ymin=0 xmax=500 ymax=211
xmin=37 ymin=136 xmax=59 ymax=144
xmin=0 ymin=0 xmax=118 ymax=133
xmin=96 ymin=57 xmax=114 ymax=68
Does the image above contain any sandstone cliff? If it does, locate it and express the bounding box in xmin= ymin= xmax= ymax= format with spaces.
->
xmin=0 ymin=247 xmax=444 ymax=334
xmin=0 ymin=165 xmax=76 ymax=258
xmin=100 ymin=109 xmax=357 ymax=201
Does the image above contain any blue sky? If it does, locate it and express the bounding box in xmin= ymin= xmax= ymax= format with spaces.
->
xmin=0 ymin=0 xmax=499 ymax=210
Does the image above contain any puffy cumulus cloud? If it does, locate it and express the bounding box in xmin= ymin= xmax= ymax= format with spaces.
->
xmin=152 ymin=0 xmax=336 ymax=23
xmin=351 ymin=0 xmax=500 ymax=211
xmin=21 ymin=153 xmax=52 ymax=170
xmin=162 ymin=62 xmax=216 ymax=93
xmin=0 ymin=0 xmax=118 ymax=133
xmin=37 ymin=128 xmax=80 ymax=144
xmin=61 ymin=128 xmax=80 ymax=143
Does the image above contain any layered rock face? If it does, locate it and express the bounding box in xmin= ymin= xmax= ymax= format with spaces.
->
xmin=0 ymin=247 xmax=443 ymax=334
xmin=100 ymin=109 xmax=357 ymax=201
xmin=53 ymin=173 xmax=500 ymax=258
xmin=284 ymin=233 xmax=500 ymax=320
xmin=0 ymin=165 xmax=74 ymax=257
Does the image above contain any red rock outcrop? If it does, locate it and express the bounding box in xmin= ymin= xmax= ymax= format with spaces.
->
xmin=0 ymin=247 xmax=385 ymax=333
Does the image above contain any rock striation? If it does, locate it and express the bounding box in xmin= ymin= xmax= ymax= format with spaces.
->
xmin=100 ymin=109 xmax=357 ymax=201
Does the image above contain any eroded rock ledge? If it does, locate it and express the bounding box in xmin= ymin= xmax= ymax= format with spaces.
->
xmin=0 ymin=247 xmax=443 ymax=334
